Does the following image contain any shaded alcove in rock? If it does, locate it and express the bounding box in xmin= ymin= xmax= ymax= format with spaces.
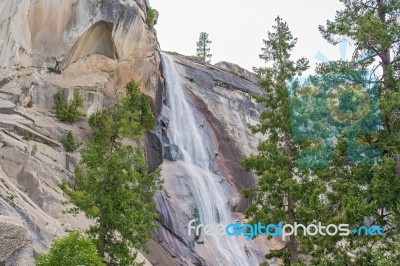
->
xmin=59 ymin=21 xmax=118 ymax=71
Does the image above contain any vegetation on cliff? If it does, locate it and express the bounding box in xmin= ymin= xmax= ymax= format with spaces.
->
xmin=61 ymin=131 xmax=78 ymax=152
xmin=36 ymin=232 xmax=104 ymax=266
xmin=61 ymin=80 xmax=160 ymax=265
xmin=196 ymin=32 xmax=212 ymax=63
xmin=146 ymin=8 xmax=157 ymax=28
xmin=54 ymin=91 xmax=84 ymax=123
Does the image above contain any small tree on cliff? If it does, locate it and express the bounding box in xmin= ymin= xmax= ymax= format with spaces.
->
xmin=62 ymin=80 xmax=160 ymax=265
xmin=36 ymin=232 xmax=104 ymax=266
xmin=196 ymin=32 xmax=212 ymax=63
xmin=242 ymin=17 xmax=309 ymax=264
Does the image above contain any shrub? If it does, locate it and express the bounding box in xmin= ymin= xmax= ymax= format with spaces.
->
xmin=23 ymin=132 xmax=33 ymax=141
xmin=36 ymin=232 xmax=104 ymax=266
xmin=31 ymin=144 xmax=38 ymax=156
xmin=165 ymin=51 xmax=182 ymax=56
xmin=61 ymin=131 xmax=78 ymax=152
xmin=55 ymin=91 xmax=84 ymax=123
xmin=146 ymin=8 xmax=156 ymax=28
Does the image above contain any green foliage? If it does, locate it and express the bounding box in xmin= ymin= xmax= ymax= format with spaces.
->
xmin=31 ymin=144 xmax=38 ymax=155
xmin=196 ymin=32 xmax=212 ymax=63
xmin=55 ymin=91 xmax=84 ymax=123
xmin=36 ymin=232 xmax=104 ymax=266
xmin=314 ymin=0 xmax=400 ymax=263
xmin=62 ymin=80 xmax=160 ymax=265
xmin=6 ymin=194 xmax=15 ymax=201
xmin=23 ymin=132 xmax=33 ymax=141
xmin=187 ymin=77 xmax=195 ymax=83
xmin=61 ymin=131 xmax=78 ymax=152
xmin=165 ymin=51 xmax=182 ymax=56
xmin=146 ymin=8 xmax=157 ymax=28
xmin=242 ymin=17 xmax=309 ymax=264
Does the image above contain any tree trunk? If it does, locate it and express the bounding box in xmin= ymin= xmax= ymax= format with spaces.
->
xmin=283 ymin=132 xmax=299 ymax=262
xmin=377 ymin=0 xmax=391 ymax=79
xmin=98 ymin=211 xmax=107 ymax=259
xmin=203 ymin=38 xmax=206 ymax=62
xmin=376 ymin=0 xmax=400 ymax=175
xmin=287 ymin=194 xmax=299 ymax=262
xmin=97 ymin=138 xmax=114 ymax=259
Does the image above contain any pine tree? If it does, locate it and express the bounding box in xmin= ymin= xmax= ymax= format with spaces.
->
xmin=320 ymin=0 xmax=400 ymax=171
xmin=61 ymin=130 xmax=78 ymax=152
xmin=312 ymin=0 xmax=400 ymax=263
xmin=54 ymin=91 xmax=84 ymax=123
xmin=196 ymin=32 xmax=212 ymax=63
xmin=62 ymin=80 xmax=160 ymax=265
xmin=242 ymin=17 xmax=309 ymax=264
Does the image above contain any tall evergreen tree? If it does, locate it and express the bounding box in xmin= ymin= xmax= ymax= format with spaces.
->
xmin=320 ymin=0 xmax=400 ymax=170
xmin=242 ymin=17 xmax=309 ymax=264
xmin=62 ymin=80 xmax=160 ymax=265
xmin=312 ymin=0 xmax=400 ymax=264
xmin=196 ymin=32 xmax=212 ymax=63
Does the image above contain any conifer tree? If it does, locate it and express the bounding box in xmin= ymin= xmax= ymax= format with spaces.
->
xmin=315 ymin=1 xmax=400 ymax=263
xmin=242 ymin=17 xmax=309 ymax=264
xmin=196 ymin=32 xmax=212 ymax=63
xmin=62 ymin=80 xmax=160 ymax=265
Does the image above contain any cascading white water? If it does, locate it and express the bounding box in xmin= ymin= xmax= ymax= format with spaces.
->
xmin=162 ymin=53 xmax=257 ymax=266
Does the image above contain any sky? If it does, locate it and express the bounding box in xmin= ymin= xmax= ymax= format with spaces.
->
xmin=150 ymin=0 xmax=346 ymax=74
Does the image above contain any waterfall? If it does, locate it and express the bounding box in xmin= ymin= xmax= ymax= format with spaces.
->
xmin=161 ymin=53 xmax=257 ymax=266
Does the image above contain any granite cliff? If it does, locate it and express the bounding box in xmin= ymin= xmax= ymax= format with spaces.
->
xmin=0 ymin=1 xmax=276 ymax=265
xmin=0 ymin=0 xmax=161 ymax=264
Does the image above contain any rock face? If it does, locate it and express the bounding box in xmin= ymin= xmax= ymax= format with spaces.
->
xmin=0 ymin=0 xmax=163 ymax=109
xmin=214 ymin=61 xmax=258 ymax=84
xmin=1 ymin=0 xmax=148 ymax=66
xmin=148 ymin=54 xmax=272 ymax=266
xmin=0 ymin=215 xmax=35 ymax=266
xmin=0 ymin=0 xmax=273 ymax=265
xmin=0 ymin=0 xmax=162 ymax=264
xmin=169 ymin=54 xmax=264 ymax=162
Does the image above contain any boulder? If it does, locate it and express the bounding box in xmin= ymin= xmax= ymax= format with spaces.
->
xmin=0 ymin=215 xmax=35 ymax=266
xmin=163 ymin=144 xmax=182 ymax=161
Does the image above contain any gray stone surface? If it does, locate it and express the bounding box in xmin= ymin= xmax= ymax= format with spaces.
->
xmin=0 ymin=215 xmax=35 ymax=266
xmin=214 ymin=61 xmax=257 ymax=84
xmin=170 ymin=54 xmax=265 ymax=157
xmin=152 ymin=54 xmax=271 ymax=265
xmin=0 ymin=1 xmax=163 ymax=265
xmin=163 ymin=144 xmax=182 ymax=161
xmin=0 ymin=0 xmax=275 ymax=265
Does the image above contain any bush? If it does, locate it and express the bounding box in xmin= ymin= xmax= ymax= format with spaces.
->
xmin=146 ymin=8 xmax=156 ymax=28
xmin=23 ymin=132 xmax=33 ymax=141
xmin=31 ymin=144 xmax=38 ymax=155
xmin=61 ymin=131 xmax=78 ymax=152
xmin=165 ymin=51 xmax=182 ymax=56
xmin=36 ymin=232 xmax=104 ymax=266
xmin=55 ymin=91 xmax=84 ymax=123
